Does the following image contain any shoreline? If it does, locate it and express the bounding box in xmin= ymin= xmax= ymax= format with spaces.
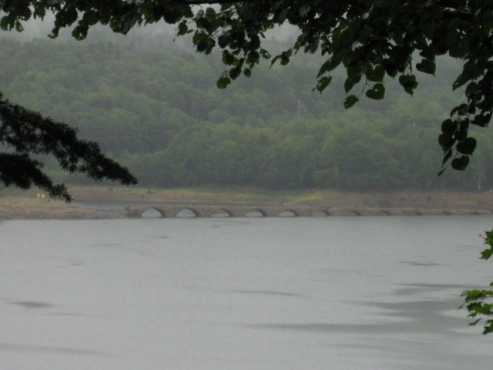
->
xmin=1 ymin=186 xmax=493 ymax=219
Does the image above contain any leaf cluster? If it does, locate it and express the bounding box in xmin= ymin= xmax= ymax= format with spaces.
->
xmin=461 ymin=230 xmax=493 ymax=335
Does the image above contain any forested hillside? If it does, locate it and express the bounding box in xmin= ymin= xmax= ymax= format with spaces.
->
xmin=1 ymin=31 xmax=492 ymax=191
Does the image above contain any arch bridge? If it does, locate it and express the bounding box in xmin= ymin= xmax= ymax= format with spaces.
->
xmin=124 ymin=203 xmax=403 ymax=218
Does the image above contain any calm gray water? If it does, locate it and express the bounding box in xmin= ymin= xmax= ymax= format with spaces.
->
xmin=1 ymin=216 xmax=493 ymax=369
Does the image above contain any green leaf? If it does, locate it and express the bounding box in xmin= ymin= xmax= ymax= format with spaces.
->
xmin=456 ymin=128 xmax=468 ymax=141
xmin=222 ymin=50 xmax=235 ymax=65
xmin=465 ymin=82 xmax=479 ymax=98
xmin=365 ymin=83 xmax=385 ymax=100
xmin=217 ymin=76 xmax=231 ymax=89
xmin=382 ymin=59 xmax=398 ymax=78
xmin=419 ymin=46 xmax=435 ymax=60
xmin=473 ymin=113 xmax=492 ymax=127
xmin=306 ymin=38 xmax=319 ymax=54
xmin=451 ymin=155 xmax=470 ymax=171
xmin=445 ymin=27 xmax=458 ymax=47
xmin=416 ymin=59 xmax=436 ymax=75
xmin=272 ymin=50 xmax=293 ymax=66
xmin=485 ymin=231 xmax=493 ymax=245
xmin=280 ymin=50 xmax=292 ymax=65
xmin=469 ymin=318 xmax=482 ymax=326
xmin=399 ymin=74 xmax=418 ymax=95
xmin=205 ymin=7 xmax=216 ymax=17
xmin=84 ymin=10 xmax=99 ymax=26
xmin=278 ymin=8 xmax=288 ymax=23
xmin=259 ymin=48 xmax=271 ymax=59
xmin=344 ymin=75 xmax=361 ymax=93
xmin=480 ymin=248 xmax=493 ymax=260
xmin=450 ymin=38 xmax=470 ymax=59
xmin=453 ymin=61 xmax=482 ymax=90
xmin=347 ymin=65 xmax=361 ymax=80
xmin=366 ymin=65 xmax=385 ymax=82
xmin=438 ymin=133 xmax=455 ymax=152
xmin=193 ymin=32 xmax=211 ymax=52
xmin=246 ymin=50 xmax=260 ymax=66
xmin=344 ymin=95 xmax=359 ymax=109
xmin=217 ymin=33 xmax=231 ymax=48
xmin=441 ymin=119 xmax=458 ymax=133
xmin=469 ymin=319 xmax=481 ymax=326
xmin=453 ymin=73 xmax=470 ymax=90
xmin=229 ymin=65 xmax=241 ymax=80
xmin=177 ymin=20 xmax=189 ymax=36
xmin=317 ymin=59 xmax=333 ymax=78
xmin=314 ymin=76 xmax=332 ymax=93
xmin=299 ymin=4 xmax=311 ymax=17
xmin=456 ymin=137 xmax=477 ymax=155
xmin=451 ymin=104 xmax=469 ymax=116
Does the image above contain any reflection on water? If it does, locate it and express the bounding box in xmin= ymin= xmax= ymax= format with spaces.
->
xmin=140 ymin=208 xmax=162 ymax=218
xmin=230 ymin=289 xmax=306 ymax=298
xmin=211 ymin=209 xmax=231 ymax=218
xmin=10 ymin=301 xmax=53 ymax=309
xmin=1 ymin=217 xmax=493 ymax=369
xmin=278 ymin=210 xmax=296 ymax=217
xmin=245 ymin=209 xmax=264 ymax=217
xmin=176 ymin=208 xmax=197 ymax=218
xmin=394 ymin=283 xmax=473 ymax=295
xmin=0 ymin=343 xmax=108 ymax=357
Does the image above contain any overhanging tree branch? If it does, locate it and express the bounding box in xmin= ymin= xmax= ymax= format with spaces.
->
xmin=0 ymin=92 xmax=137 ymax=201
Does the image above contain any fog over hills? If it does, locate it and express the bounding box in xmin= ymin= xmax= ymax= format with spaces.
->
xmin=0 ymin=16 xmax=489 ymax=192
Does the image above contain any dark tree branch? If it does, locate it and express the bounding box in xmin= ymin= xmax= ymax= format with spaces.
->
xmin=0 ymin=92 xmax=137 ymax=201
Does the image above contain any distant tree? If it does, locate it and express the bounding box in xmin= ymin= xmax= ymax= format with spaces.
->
xmin=1 ymin=0 xmax=492 ymax=196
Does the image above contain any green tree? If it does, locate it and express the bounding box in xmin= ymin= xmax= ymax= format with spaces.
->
xmin=2 ymin=1 xmax=493 ymax=172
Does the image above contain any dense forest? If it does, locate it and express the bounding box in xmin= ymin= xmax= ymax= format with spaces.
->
xmin=1 ymin=30 xmax=493 ymax=191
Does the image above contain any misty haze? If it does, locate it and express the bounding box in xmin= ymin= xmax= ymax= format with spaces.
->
xmin=2 ymin=10 xmax=493 ymax=370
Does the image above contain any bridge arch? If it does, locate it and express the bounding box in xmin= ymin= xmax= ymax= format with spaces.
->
xmin=211 ymin=208 xmax=233 ymax=218
xmin=312 ymin=210 xmax=329 ymax=217
xmin=141 ymin=207 xmax=165 ymax=218
xmin=279 ymin=209 xmax=298 ymax=217
xmin=176 ymin=208 xmax=201 ymax=218
xmin=245 ymin=209 xmax=266 ymax=217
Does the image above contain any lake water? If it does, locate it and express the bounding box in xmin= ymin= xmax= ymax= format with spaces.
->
xmin=1 ymin=216 xmax=493 ymax=369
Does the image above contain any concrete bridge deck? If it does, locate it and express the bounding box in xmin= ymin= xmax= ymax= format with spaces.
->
xmin=124 ymin=203 xmax=492 ymax=218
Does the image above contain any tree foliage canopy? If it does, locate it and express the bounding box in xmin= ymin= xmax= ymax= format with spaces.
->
xmin=2 ymin=0 xmax=493 ymax=175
